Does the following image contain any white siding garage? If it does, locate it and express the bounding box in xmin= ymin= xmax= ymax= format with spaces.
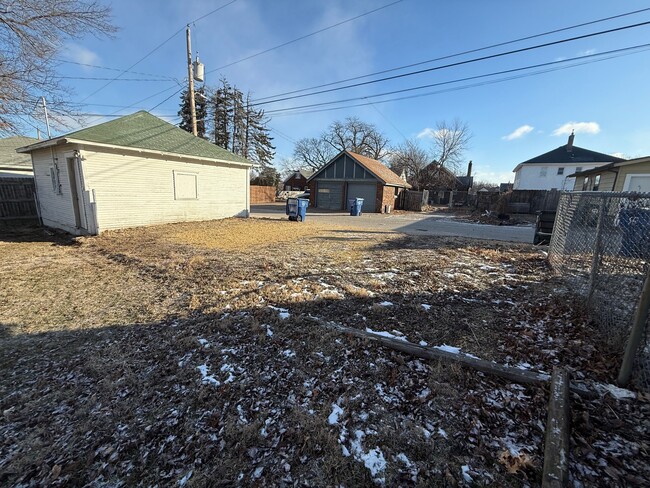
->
xmin=18 ymin=111 xmax=253 ymax=235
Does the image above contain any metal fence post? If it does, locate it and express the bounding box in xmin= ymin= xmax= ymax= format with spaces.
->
xmin=618 ymin=266 xmax=650 ymax=386
xmin=587 ymin=197 xmax=607 ymax=305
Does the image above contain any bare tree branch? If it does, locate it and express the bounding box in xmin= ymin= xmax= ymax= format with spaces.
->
xmin=0 ymin=0 xmax=116 ymax=135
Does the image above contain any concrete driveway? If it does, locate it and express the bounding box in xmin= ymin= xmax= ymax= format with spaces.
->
xmin=251 ymin=203 xmax=535 ymax=243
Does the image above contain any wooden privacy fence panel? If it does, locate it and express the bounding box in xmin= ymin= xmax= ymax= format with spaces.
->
xmin=0 ymin=177 xmax=38 ymax=226
xmin=476 ymin=190 xmax=561 ymax=214
xmin=250 ymin=185 xmax=276 ymax=204
xmin=402 ymin=190 xmax=429 ymax=211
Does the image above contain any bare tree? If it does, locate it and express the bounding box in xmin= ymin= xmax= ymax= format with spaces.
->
xmin=0 ymin=0 xmax=116 ymax=135
xmin=389 ymin=139 xmax=428 ymax=188
xmin=428 ymin=119 xmax=471 ymax=173
xmin=322 ymin=117 xmax=389 ymax=160
xmin=292 ymin=136 xmax=336 ymax=171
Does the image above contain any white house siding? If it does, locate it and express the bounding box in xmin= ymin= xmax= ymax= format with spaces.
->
xmin=80 ymin=146 xmax=248 ymax=233
xmin=31 ymin=146 xmax=84 ymax=234
xmin=513 ymin=163 xmax=604 ymax=190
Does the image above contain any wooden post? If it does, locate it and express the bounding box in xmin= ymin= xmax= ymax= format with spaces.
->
xmin=587 ymin=197 xmax=607 ymax=305
xmin=617 ymin=266 xmax=650 ymax=386
xmin=185 ymin=25 xmax=197 ymax=137
xmin=542 ymin=367 xmax=570 ymax=488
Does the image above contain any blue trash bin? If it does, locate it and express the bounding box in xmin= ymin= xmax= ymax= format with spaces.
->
xmin=286 ymin=197 xmax=308 ymax=221
xmin=618 ymin=207 xmax=650 ymax=257
xmin=296 ymin=198 xmax=309 ymax=222
xmin=354 ymin=197 xmax=364 ymax=216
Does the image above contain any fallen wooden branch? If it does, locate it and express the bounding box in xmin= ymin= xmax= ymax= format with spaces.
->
xmin=542 ymin=367 xmax=570 ymax=488
xmin=306 ymin=316 xmax=597 ymax=398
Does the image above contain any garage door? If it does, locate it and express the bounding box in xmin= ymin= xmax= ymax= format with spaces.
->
xmin=317 ymin=182 xmax=344 ymax=210
xmin=624 ymin=175 xmax=650 ymax=192
xmin=347 ymin=183 xmax=377 ymax=213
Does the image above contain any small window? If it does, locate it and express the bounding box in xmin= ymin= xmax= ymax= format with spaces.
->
xmin=539 ymin=167 xmax=548 ymax=177
xmin=576 ymin=167 xmax=583 ymax=173
xmin=593 ymin=175 xmax=601 ymax=191
xmin=557 ymin=167 xmax=564 ymax=175
xmin=582 ymin=177 xmax=588 ymax=191
xmin=174 ymin=171 xmax=198 ymax=200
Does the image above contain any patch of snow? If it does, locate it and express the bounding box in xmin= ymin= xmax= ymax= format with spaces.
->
xmin=282 ymin=349 xmax=296 ymax=358
xmin=438 ymin=427 xmax=448 ymax=439
xmin=197 ymin=364 xmax=220 ymax=386
xmin=433 ymin=344 xmax=461 ymax=354
xmin=349 ymin=430 xmax=386 ymax=484
xmin=328 ymin=403 xmax=344 ymax=425
xmin=418 ymin=388 xmax=431 ymax=400
xmin=461 ymin=465 xmax=473 ymax=482
xmin=422 ymin=428 xmax=431 ymax=439
xmin=253 ymin=466 xmax=264 ymax=479
xmin=596 ymin=383 xmax=636 ymax=400
xmin=419 ymin=340 xmax=428 ymax=347
xmin=365 ymin=327 xmax=407 ymax=342
xmin=378 ymin=301 xmax=393 ymax=307
xmin=197 ymin=338 xmax=210 ymax=348
xmin=178 ymin=470 xmax=193 ymax=486
xmin=269 ymin=305 xmax=290 ymax=320
xmin=263 ymin=324 xmax=273 ymax=337
xmin=421 ymin=304 xmax=431 ymax=311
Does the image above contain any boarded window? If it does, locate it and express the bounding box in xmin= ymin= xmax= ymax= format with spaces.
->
xmin=174 ymin=171 xmax=198 ymax=200
xmin=557 ymin=167 xmax=564 ymax=175
xmin=50 ymin=165 xmax=61 ymax=194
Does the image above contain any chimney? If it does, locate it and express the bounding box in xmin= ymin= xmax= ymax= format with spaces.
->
xmin=466 ymin=160 xmax=473 ymax=178
xmin=566 ymin=130 xmax=574 ymax=152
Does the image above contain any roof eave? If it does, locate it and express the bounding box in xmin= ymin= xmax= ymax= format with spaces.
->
xmin=18 ymin=137 xmax=254 ymax=168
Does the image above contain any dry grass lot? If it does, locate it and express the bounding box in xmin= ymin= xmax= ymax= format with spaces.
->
xmin=1 ymin=219 xmax=648 ymax=487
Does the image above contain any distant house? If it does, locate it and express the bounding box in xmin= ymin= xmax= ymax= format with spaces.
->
xmin=423 ymin=160 xmax=473 ymax=205
xmin=570 ymin=156 xmax=650 ymax=192
xmin=0 ymin=136 xmax=38 ymax=177
xmin=512 ymin=132 xmax=625 ymax=190
xmin=17 ymin=111 xmax=254 ymax=235
xmin=282 ymin=169 xmax=313 ymax=191
xmin=306 ymin=151 xmax=410 ymax=213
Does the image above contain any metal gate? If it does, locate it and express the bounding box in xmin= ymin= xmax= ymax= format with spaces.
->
xmin=317 ymin=182 xmax=343 ymax=210
xmin=347 ymin=182 xmax=377 ymax=212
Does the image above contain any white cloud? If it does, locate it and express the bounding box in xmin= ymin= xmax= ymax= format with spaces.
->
xmin=552 ymin=121 xmax=600 ymax=136
xmin=578 ymin=49 xmax=597 ymax=56
xmin=502 ymin=125 xmax=534 ymax=141
xmin=416 ymin=127 xmax=455 ymax=139
xmin=63 ymin=42 xmax=100 ymax=66
xmin=610 ymin=152 xmax=626 ymax=159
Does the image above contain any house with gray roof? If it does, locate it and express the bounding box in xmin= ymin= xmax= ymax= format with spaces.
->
xmin=17 ymin=111 xmax=254 ymax=235
xmin=512 ymin=132 xmax=625 ymax=190
xmin=0 ymin=136 xmax=38 ymax=177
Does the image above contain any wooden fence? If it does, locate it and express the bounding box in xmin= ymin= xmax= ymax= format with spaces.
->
xmin=402 ymin=190 xmax=429 ymax=211
xmin=475 ymin=189 xmax=561 ymax=214
xmin=0 ymin=177 xmax=38 ymax=227
xmin=250 ymin=185 xmax=276 ymax=204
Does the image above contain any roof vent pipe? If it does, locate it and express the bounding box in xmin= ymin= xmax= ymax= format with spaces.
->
xmin=566 ymin=130 xmax=575 ymax=152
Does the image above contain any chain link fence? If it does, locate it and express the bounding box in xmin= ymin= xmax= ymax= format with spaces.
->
xmin=548 ymin=191 xmax=650 ymax=389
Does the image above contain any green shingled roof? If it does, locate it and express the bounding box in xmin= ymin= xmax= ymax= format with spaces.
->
xmin=62 ymin=111 xmax=251 ymax=165
xmin=0 ymin=136 xmax=38 ymax=168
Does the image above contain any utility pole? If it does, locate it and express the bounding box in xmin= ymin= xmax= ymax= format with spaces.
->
xmin=41 ymin=97 xmax=51 ymax=139
xmin=185 ymin=25 xmax=197 ymax=136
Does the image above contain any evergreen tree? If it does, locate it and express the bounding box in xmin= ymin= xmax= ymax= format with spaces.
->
xmin=211 ymin=78 xmax=231 ymax=149
xmin=177 ymin=87 xmax=208 ymax=138
xmin=248 ymin=101 xmax=275 ymax=168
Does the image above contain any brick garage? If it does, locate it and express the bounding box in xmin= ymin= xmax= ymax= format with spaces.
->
xmin=306 ymin=151 xmax=410 ymax=213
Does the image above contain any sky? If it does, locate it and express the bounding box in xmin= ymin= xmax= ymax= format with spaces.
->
xmin=44 ymin=0 xmax=650 ymax=183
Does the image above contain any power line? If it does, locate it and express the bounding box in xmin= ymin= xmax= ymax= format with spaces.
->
xmin=266 ymin=44 xmax=650 ymax=117
xmin=55 ymin=60 xmax=173 ymax=79
xmin=205 ymin=0 xmax=403 ymax=75
xmin=79 ymin=0 xmax=239 ymax=102
xmin=58 ymin=76 xmax=173 ymax=81
xmin=149 ymin=87 xmax=184 ymax=111
xmin=252 ymin=6 xmax=650 ymax=103
xmin=254 ymin=19 xmax=650 ymax=107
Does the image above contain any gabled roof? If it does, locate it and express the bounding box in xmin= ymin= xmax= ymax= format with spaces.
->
xmin=514 ymin=144 xmax=625 ymax=172
xmin=569 ymin=155 xmax=650 ymax=177
xmin=345 ymin=151 xmax=411 ymax=187
xmin=283 ymin=169 xmax=314 ymax=184
xmin=0 ymin=136 xmax=38 ymax=169
xmin=17 ymin=111 xmax=252 ymax=166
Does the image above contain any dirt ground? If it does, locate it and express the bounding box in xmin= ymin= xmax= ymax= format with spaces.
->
xmin=1 ymin=219 xmax=648 ymax=487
